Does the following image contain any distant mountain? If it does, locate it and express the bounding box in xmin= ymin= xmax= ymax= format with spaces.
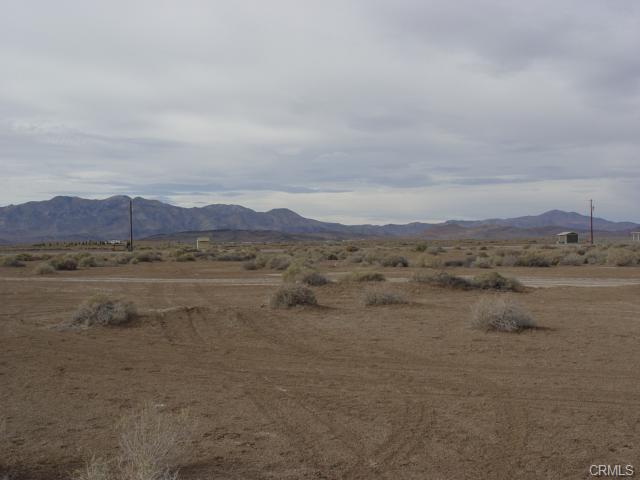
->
xmin=447 ymin=209 xmax=638 ymax=232
xmin=0 ymin=196 xmax=637 ymax=243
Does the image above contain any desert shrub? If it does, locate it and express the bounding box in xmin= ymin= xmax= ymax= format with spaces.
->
xmin=515 ymin=252 xmax=551 ymax=267
xmin=607 ymin=248 xmax=637 ymax=266
xmin=471 ymin=258 xmax=492 ymax=269
xmin=426 ymin=246 xmax=444 ymax=255
xmin=363 ymin=289 xmax=408 ymax=306
xmin=584 ymin=250 xmax=607 ymax=265
xmin=300 ymin=271 xmax=330 ymax=286
xmin=472 ymin=272 xmax=523 ymax=292
xmin=326 ymin=253 xmax=339 ymax=261
xmin=270 ymin=285 xmax=317 ymax=308
xmin=35 ymin=262 xmax=55 ymax=275
xmin=70 ymin=295 xmax=136 ymax=328
xmin=469 ymin=296 xmax=536 ymax=332
xmin=14 ymin=253 xmax=35 ymax=262
xmin=381 ymin=255 xmax=409 ymax=267
xmin=559 ymin=253 xmax=584 ymax=266
xmin=242 ymin=259 xmax=260 ymax=270
xmin=268 ymin=255 xmax=292 ymax=271
xmin=345 ymin=245 xmax=359 ymax=252
xmin=50 ymin=256 xmax=78 ymax=271
xmin=421 ymin=255 xmax=443 ymax=268
xmin=415 ymin=242 xmax=428 ymax=252
xmin=444 ymin=260 xmax=465 ymax=267
xmin=176 ymin=253 xmax=196 ymax=262
xmin=2 ymin=255 xmax=25 ymax=267
xmin=115 ymin=254 xmax=133 ymax=265
xmin=134 ymin=251 xmax=163 ymax=263
xmin=79 ymin=256 xmax=97 ymax=268
xmin=348 ymin=253 xmax=365 ymax=263
xmin=341 ymin=271 xmax=386 ymax=282
xmin=413 ymin=271 xmax=473 ymax=289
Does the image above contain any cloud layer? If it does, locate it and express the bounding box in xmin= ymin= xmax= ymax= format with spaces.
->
xmin=2 ymin=0 xmax=639 ymax=223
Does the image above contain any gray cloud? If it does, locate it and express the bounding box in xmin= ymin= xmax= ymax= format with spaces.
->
xmin=0 ymin=1 xmax=639 ymax=223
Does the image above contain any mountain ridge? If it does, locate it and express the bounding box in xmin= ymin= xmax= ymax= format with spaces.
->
xmin=0 ymin=195 xmax=637 ymax=243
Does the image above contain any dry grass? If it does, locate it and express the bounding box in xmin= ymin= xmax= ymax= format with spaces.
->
xmin=363 ymin=289 xmax=408 ymax=306
xmin=270 ymin=285 xmax=317 ymax=308
xmin=71 ymin=404 xmax=192 ymax=480
xmin=469 ymin=296 xmax=536 ymax=332
xmin=70 ymin=295 xmax=137 ymax=328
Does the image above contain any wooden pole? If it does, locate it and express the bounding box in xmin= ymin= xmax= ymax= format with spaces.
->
xmin=129 ymin=198 xmax=134 ymax=252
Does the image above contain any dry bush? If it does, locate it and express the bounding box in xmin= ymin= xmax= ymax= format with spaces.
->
xmin=270 ymin=285 xmax=317 ymax=308
xmin=300 ymin=271 xmax=330 ymax=286
xmin=175 ymin=253 xmax=195 ymax=262
xmin=341 ymin=271 xmax=386 ymax=283
xmin=380 ymin=255 xmax=409 ymax=267
xmin=268 ymin=255 xmax=292 ymax=271
xmin=242 ymin=259 xmax=259 ymax=270
xmin=216 ymin=251 xmax=255 ymax=262
xmin=118 ymin=405 xmax=191 ymax=480
xmin=79 ymin=256 xmax=98 ymax=268
xmin=415 ymin=242 xmax=428 ymax=252
xmin=134 ymin=251 xmax=163 ymax=263
xmin=2 ymin=255 xmax=25 ymax=267
xmin=421 ymin=255 xmax=443 ymax=268
xmin=72 ymin=405 xmax=192 ymax=480
xmin=363 ymin=289 xmax=408 ymax=306
xmin=471 ymin=258 xmax=492 ymax=268
xmin=607 ymin=248 xmax=637 ymax=266
xmin=426 ymin=246 xmax=445 ymax=255
xmin=559 ymin=252 xmax=584 ymax=266
xmin=469 ymin=296 xmax=536 ymax=332
xmin=35 ymin=262 xmax=55 ymax=275
xmin=515 ymin=251 xmax=551 ymax=267
xmin=72 ymin=456 xmax=112 ymax=480
xmin=413 ymin=271 xmax=473 ymax=290
xmin=70 ymin=295 xmax=137 ymax=328
xmin=472 ymin=272 xmax=523 ymax=292
xmin=50 ymin=256 xmax=78 ymax=271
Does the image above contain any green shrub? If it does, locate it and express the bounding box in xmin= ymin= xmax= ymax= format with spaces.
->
xmin=270 ymin=285 xmax=317 ymax=308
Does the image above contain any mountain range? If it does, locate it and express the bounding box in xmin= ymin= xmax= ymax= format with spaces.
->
xmin=0 ymin=195 xmax=637 ymax=244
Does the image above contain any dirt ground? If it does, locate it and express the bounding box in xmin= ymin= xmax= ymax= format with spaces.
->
xmin=2 ymin=258 xmax=640 ymax=479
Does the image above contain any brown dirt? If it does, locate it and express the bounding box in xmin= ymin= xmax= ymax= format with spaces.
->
xmin=2 ymin=260 xmax=640 ymax=479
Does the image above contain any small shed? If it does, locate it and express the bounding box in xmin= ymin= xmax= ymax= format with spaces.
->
xmin=196 ymin=237 xmax=210 ymax=250
xmin=632 ymin=232 xmax=640 ymax=242
xmin=556 ymin=231 xmax=579 ymax=244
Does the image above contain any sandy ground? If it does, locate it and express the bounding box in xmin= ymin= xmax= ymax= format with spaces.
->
xmin=2 ymin=261 xmax=640 ymax=479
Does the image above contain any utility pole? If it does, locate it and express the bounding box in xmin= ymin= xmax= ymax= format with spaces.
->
xmin=589 ymin=199 xmax=594 ymax=245
xmin=129 ymin=198 xmax=134 ymax=252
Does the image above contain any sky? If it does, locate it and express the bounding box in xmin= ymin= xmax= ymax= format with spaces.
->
xmin=1 ymin=0 xmax=639 ymax=224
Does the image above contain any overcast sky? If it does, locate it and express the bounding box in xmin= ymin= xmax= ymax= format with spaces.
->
xmin=1 ymin=1 xmax=639 ymax=224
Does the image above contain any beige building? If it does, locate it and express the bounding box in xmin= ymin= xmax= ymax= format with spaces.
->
xmin=196 ymin=237 xmax=210 ymax=250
